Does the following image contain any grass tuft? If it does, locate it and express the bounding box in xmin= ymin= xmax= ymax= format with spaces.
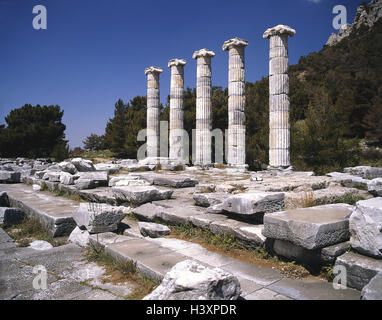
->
xmin=85 ymin=243 xmax=159 ymax=300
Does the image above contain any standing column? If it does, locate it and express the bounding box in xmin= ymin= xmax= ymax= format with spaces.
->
xmin=263 ymin=25 xmax=295 ymax=170
xmin=168 ymin=59 xmax=187 ymax=163
xmin=192 ymin=49 xmax=215 ymax=166
xmin=145 ymin=66 xmax=163 ymax=158
xmin=223 ymin=38 xmax=248 ymax=167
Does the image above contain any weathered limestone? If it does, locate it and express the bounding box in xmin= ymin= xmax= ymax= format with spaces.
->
xmin=0 ymin=192 xmax=9 ymax=207
xmin=112 ymin=186 xmax=173 ymax=206
xmin=29 ymin=240 xmax=54 ymax=251
xmin=0 ymin=207 xmax=25 ymax=227
xmin=168 ymin=59 xmax=187 ymax=163
xmin=361 ymin=272 xmax=382 ymax=300
xmin=223 ymin=38 xmax=248 ymax=168
xmin=68 ymin=226 xmax=90 ymax=247
xmin=335 ymin=251 xmax=382 ymax=290
xmin=71 ymin=158 xmax=96 ymax=172
xmin=0 ymin=171 xmax=21 ymax=183
xmin=145 ymin=66 xmax=163 ymax=158
xmin=263 ymin=25 xmax=296 ymax=170
xmin=143 ymin=260 xmax=241 ymax=300
xmin=138 ymin=222 xmax=171 ymax=238
xmin=350 ymin=198 xmax=382 ymax=259
xmin=192 ymin=49 xmax=215 ymax=166
xmin=367 ymin=178 xmax=382 ymax=196
xmin=263 ymin=204 xmax=354 ymax=250
xmin=222 ymin=192 xmax=285 ymax=216
xmin=73 ymin=203 xmax=126 ymax=234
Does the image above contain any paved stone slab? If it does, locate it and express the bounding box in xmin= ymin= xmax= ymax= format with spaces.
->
xmin=244 ymin=288 xmax=292 ymax=300
xmin=335 ymin=251 xmax=382 ymax=291
xmin=263 ymin=204 xmax=354 ymax=250
xmin=267 ymin=277 xmax=360 ymax=300
xmin=0 ymin=184 xmax=78 ymax=237
xmin=222 ymin=260 xmax=283 ymax=287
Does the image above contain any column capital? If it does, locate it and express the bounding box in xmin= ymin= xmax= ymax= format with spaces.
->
xmin=144 ymin=66 xmax=163 ymax=75
xmin=222 ymin=37 xmax=248 ymax=51
xmin=192 ymin=49 xmax=215 ymax=60
xmin=168 ymin=59 xmax=187 ymax=68
xmin=263 ymin=25 xmax=296 ymax=39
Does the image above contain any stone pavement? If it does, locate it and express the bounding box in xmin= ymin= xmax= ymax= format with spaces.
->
xmin=0 ymin=183 xmax=361 ymax=300
xmin=0 ymin=227 xmax=132 ymax=300
xmin=96 ymin=221 xmax=361 ymax=300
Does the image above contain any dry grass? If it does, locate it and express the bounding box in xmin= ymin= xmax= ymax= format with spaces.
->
xmin=4 ymin=217 xmax=66 ymax=247
xmin=168 ymin=224 xmax=311 ymax=279
xmin=85 ymin=243 xmax=159 ymax=300
xmin=299 ymin=190 xmax=315 ymax=208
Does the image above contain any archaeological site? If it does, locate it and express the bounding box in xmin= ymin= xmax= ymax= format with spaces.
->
xmin=1 ymin=0 xmax=382 ymax=305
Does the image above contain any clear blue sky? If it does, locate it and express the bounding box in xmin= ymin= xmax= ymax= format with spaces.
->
xmin=0 ymin=0 xmax=360 ymax=148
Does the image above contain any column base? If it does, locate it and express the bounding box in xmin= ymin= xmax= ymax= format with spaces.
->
xmin=227 ymin=164 xmax=249 ymax=173
xmin=267 ymin=165 xmax=293 ymax=173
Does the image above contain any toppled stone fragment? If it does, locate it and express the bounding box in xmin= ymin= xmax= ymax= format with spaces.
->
xmin=367 ymin=178 xmax=382 ymax=197
xmin=193 ymin=193 xmax=228 ymax=208
xmin=132 ymin=203 xmax=164 ymax=221
xmin=0 ymin=171 xmax=21 ymax=183
xmin=143 ymin=260 xmax=241 ymax=300
xmin=68 ymin=226 xmax=90 ymax=247
xmin=350 ymin=197 xmax=382 ymax=259
xmin=71 ymin=158 xmax=96 ymax=172
xmin=0 ymin=191 xmax=9 ymax=207
xmin=138 ymin=222 xmax=171 ymax=238
xmin=361 ymin=272 xmax=382 ymax=300
xmin=73 ymin=203 xmax=126 ymax=234
xmin=222 ymin=192 xmax=284 ymax=215
xmin=112 ymin=186 xmax=173 ymax=205
xmin=29 ymin=240 xmax=54 ymax=251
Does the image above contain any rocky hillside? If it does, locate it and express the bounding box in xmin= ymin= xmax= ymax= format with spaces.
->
xmin=326 ymin=0 xmax=382 ymax=46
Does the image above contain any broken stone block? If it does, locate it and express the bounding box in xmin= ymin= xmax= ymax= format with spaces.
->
xmin=320 ymin=242 xmax=350 ymax=264
xmin=0 ymin=171 xmax=21 ymax=183
xmin=140 ymin=174 xmax=198 ymax=188
xmin=29 ymin=240 xmax=54 ymax=251
xmin=335 ymin=251 xmax=382 ymax=290
xmin=263 ymin=204 xmax=354 ymax=250
xmin=60 ymin=172 xmax=75 ymax=185
xmin=367 ymin=178 xmax=382 ymax=197
xmin=75 ymin=171 xmax=108 ymax=190
xmin=71 ymin=158 xmax=96 ymax=172
xmin=68 ymin=226 xmax=90 ymax=247
xmin=112 ymin=186 xmax=173 ymax=206
xmin=350 ymin=197 xmax=382 ymax=259
xmin=0 ymin=207 xmax=25 ymax=227
xmin=94 ymin=163 xmax=120 ymax=174
xmin=344 ymin=166 xmax=382 ymax=179
xmin=58 ymin=161 xmax=77 ymax=174
xmin=361 ymin=272 xmax=382 ymax=300
xmin=193 ymin=193 xmax=228 ymax=207
xmin=0 ymin=192 xmax=9 ymax=207
xmin=132 ymin=203 xmax=164 ymax=221
xmin=222 ymin=192 xmax=284 ymax=216
xmin=327 ymin=172 xmax=368 ymax=189
xmin=138 ymin=222 xmax=171 ymax=238
xmin=272 ymin=239 xmax=322 ymax=265
xmin=109 ymin=175 xmax=139 ymax=187
xmin=143 ymin=260 xmax=241 ymax=300
xmin=73 ymin=203 xmax=126 ymax=234
xmin=42 ymin=171 xmax=61 ymax=182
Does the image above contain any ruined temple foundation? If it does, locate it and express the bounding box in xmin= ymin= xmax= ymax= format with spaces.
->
xmin=168 ymin=59 xmax=187 ymax=164
xmin=145 ymin=66 xmax=163 ymax=158
xmin=223 ymin=37 xmax=248 ymax=170
xmin=263 ymin=25 xmax=296 ymax=171
xmin=192 ymin=49 xmax=215 ymax=167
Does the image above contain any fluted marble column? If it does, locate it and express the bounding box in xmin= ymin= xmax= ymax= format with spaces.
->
xmin=263 ymin=25 xmax=296 ymax=169
xmin=168 ymin=59 xmax=187 ymax=163
xmin=223 ymin=37 xmax=248 ymax=167
xmin=192 ymin=49 xmax=215 ymax=166
xmin=145 ymin=66 xmax=163 ymax=158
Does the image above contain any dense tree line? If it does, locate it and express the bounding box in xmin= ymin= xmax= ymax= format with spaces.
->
xmin=0 ymin=104 xmax=69 ymax=161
